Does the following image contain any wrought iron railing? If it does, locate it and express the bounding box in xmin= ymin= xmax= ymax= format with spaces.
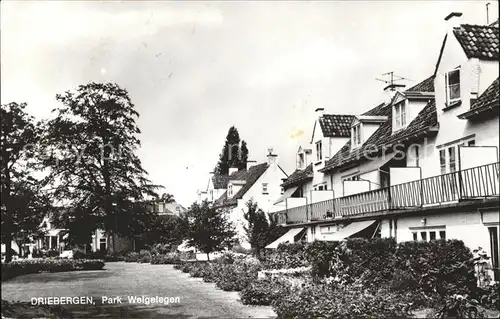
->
xmin=274 ymin=162 xmax=499 ymax=224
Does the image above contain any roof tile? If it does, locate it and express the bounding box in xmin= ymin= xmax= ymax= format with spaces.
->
xmin=318 ymin=115 xmax=356 ymax=138
xmin=453 ymin=24 xmax=499 ymax=60
xmin=282 ymin=163 xmax=314 ymax=189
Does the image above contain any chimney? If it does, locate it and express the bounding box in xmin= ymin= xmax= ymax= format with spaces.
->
xmin=315 ymin=107 xmax=325 ymax=117
xmin=228 ymin=165 xmax=238 ymax=176
xmin=384 ymin=84 xmax=405 ymax=104
xmin=266 ymin=148 xmax=278 ymax=165
xmin=445 ymin=12 xmax=463 ymax=33
xmin=246 ymin=160 xmax=257 ymax=169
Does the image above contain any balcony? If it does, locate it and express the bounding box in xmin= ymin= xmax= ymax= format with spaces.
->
xmin=274 ymin=162 xmax=500 ymax=225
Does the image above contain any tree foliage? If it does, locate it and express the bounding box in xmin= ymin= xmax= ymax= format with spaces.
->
xmin=1 ymin=102 xmax=49 ymax=262
xmin=243 ymin=200 xmax=286 ymax=257
xmin=185 ymin=200 xmax=236 ymax=260
xmin=214 ymin=126 xmax=249 ymax=174
xmin=41 ymin=82 xmax=159 ymax=252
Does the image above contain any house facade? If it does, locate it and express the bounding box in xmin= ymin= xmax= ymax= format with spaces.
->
xmin=269 ymin=12 xmax=499 ymax=279
xmin=214 ymin=151 xmax=288 ymax=248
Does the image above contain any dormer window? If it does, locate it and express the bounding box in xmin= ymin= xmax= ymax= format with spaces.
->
xmin=445 ymin=69 xmax=460 ymax=105
xmin=352 ymin=123 xmax=362 ymax=147
xmin=316 ymin=141 xmax=323 ymax=161
xmin=394 ymin=102 xmax=406 ymax=130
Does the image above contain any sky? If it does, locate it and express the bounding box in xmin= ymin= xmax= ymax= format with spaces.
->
xmin=1 ymin=1 xmax=498 ymax=207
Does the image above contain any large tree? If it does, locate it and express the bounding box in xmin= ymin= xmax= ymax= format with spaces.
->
xmin=215 ymin=126 xmax=249 ymax=174
xmin=1 ymin=102 xmax=49 ymax=262
xmin=185 ymin=200 xmax=236 ymax=260
xmin=42 ymin=82 xmax=159 ymax=252
xmin=239 ymin=140 xmax=249 ymax=171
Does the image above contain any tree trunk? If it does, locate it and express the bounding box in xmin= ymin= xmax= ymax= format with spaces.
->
xmin=2 ymin=156 xmax=13 ymax=263
xmin=206 ymin=252 xmax=210 ymax=261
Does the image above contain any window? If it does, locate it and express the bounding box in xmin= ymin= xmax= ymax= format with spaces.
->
xmin=439 ymin=231 xmax=446 ymax=240
xmin=420 ymin=232 xmax=427 ymax=241
xmin=440 ymin=149 xmax=447 ymax=174
xmin=352 ymin=124 xmax=362 ymax=147
xmin=489 ymin=226 xmax=499 ymax=281
xmin=262 ymin=183 xmax=268 ymax=194
xmin=448 ymin=147 xmax=456 ymax=172
xmin=280 ymin=187 xmax=284 ymax=195
xmin=344 ymin=175 xmax=360 ymax=182
xmin=429 ymin=231 xmax=436 ymax=240
xmin=316 ymin=141 xmax=323 ymax=161
xmin=445 ymin=69 xmax=461 ymax=104
xmin=394 ymin=102 xmax=406 ymax=130
xmin=209 ymin=190 xmax=214 ymax=201
xmin=99 ymin=238 xmax=106 ymax=251
xmin=228 ymin=185 xmax=233 ymax=197
xmin=412 ymin=228 xmax=446 ymax=241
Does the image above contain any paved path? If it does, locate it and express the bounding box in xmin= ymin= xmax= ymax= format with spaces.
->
xmin=2 ymin=262 xmax=276 ymax=318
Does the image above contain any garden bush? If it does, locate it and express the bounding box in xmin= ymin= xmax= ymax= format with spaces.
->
xmin=151 ymin=243 xmax=173 ymax=255
xmin=240 ymin=277 xmax=293 ymax=306
xmin=150 ymin=252 xmax=181 ymax=264
xmin=262 ymin=242 xmax=309 ymax=269
xmin=124 ymin=252 xmax=139 ymax=262
xmin=272 ymin=283 xmax=412 ymax=319
xmin=303 ymin=240 xmax=340 ymax=279
xmin=1 ymin=258 xmax=105 ymax=281
xmin=214 ymin=259 xmax=261 ymax=291
xmin=137 ymin=250 xmax=151 ymax=263
xmin=394 ymin=239 xmax=477 ymax=297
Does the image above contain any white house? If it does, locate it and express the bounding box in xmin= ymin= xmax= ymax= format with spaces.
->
xmin=269 ymin=12 xmax=499 ymax=280
xmin=197 ymin=173 xmax=230 ymax=204
xmin=214 ymin=150 xmax=288 ymax=248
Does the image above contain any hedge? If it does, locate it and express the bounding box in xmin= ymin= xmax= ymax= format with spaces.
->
xmin=2 ymin=258 xmax=105 ymax=281
xmin=239 ymin=277 xmax=293 ymax=306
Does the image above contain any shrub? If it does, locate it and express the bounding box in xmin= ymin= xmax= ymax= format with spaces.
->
xmin=151 ymin=253 xmax=181 ymax=265
xmin=262 ymin=242 xmax=309 ymax=269
xmin=479 ymin=283 xmax=500 ymax=311
xmin=151 ymin=243 xmax=172 ymax=255
xmin=304 ymin=240 xmax=340 ymax=279
xmin=231 ymin=244 xmax=252 ymax=255
xmin=272 ymin=283 xmax=412 ymax=319
xmin=125 ymin=252 xmax=139 ymax=262
xmin=240 ymin=278 xmax=292 ymax=306
xmin=214 ymin=259 xmax=261 ymax=291
xmin=137 ymin=250 xmax=151 ymax=263
xmin=394 ymin=240 xmax=477 ymax=297
xmin=1 ymin=258 xmax=105 ymax=281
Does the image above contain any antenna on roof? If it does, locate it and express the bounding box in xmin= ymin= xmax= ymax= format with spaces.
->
xmin=486 ymin=3 xmax=490 ymax=24
xmin=375 ymin=71 xmax=411 ymax=91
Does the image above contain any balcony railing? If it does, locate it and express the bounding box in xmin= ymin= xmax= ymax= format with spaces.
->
xmin=274 ymin=162 xmax=499 ymax=224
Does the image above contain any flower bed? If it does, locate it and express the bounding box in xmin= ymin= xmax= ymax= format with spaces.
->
xmin=1 ymin=258 xmax=105 ymax=281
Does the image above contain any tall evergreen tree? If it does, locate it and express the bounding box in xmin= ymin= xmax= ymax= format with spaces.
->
xmin=214 ymin=126 xmax=241 ymax=175
xmin=42 ymin=82 xmax=159 ymax=252
xmin=1 ymin=102 xmax=49 ymax=262
xmin=239 ymin=140 xmax=249 ymax=171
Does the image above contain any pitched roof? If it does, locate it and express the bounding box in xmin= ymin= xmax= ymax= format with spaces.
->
xmin=405 ymin=75 xmax=435 ymax=92
xmin=211 ymin=174 xmax=229 ymax=189
xmin=282 ymin=163 xmax=314 ymax=189
xmin=471 ymin=78 xmax=499 ymax=110
xmin=321 ymin=100 xmax=438 ymax=173
xmin=453 ymin=24 xmax=499 ymax=61
xmin=214 ymin=163 xmax=269 ymax=207
xmin=458 ymin=78 xmax=500 ymax=119
xmin=318 ymin=114 xmax=356 ymax=138
xmin=320 ymin=76 xmax=438 ymax=173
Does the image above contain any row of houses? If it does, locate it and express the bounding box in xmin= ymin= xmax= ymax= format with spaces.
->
xmin=197 ymin=12 xmax=499 ymax=279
